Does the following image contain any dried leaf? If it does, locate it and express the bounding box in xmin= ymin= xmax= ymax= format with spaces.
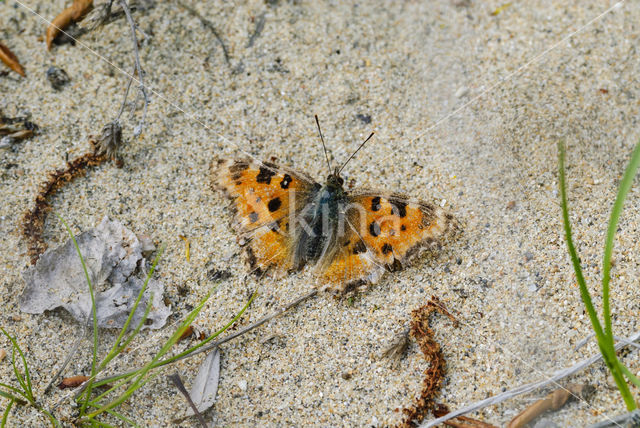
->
xmin=58 ymin=375 xmax=90 ymax=389
xmin=0 ymin=42 xmax=25 ymax=77
xmin=47 ymin=0 xmax=94 ymax=50
xmin=185 ymin=347 xmax=221 ymax=417
xmin=20 ymin=216 xmax=171 ymax=329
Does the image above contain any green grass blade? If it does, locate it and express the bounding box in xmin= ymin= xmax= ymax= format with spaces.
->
xmin=557 ymin=143 xmax=605 ymax=339
xmin=0 ymin=389 xmax=26 ymax=405
xmin=620 ymin=364 xmax=640 ymax=388
xmin=86 ymin=292 xmax=212 ymax=418
xmin=1 ymin=398 xmax=14 ymax=428
xmin=164 ymin=289 xmax=257 ymax=365
xmin=601 ymin=140 xmax=640 ymax=341
xmin=1 ymin=328 xmax=33 ymax=401
xmin=99 ymin=245 xmax=165 ymax=373
xmin=56 ymin=215 xmax=99 ymax=378
xmin=558 ymin=142 xmax=637 ymax=410
xmin=0 ymin=383 xmax=29 ymax=401
xmin=56 ymin=215 xmax=100 ymax=413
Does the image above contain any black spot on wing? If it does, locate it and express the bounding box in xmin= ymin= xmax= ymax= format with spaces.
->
xmin=371 ymin=196 xmax=381 ymax=212
xmin=390 ymin=200 xmax=407 ymax=217
xmin=280 ymin=174 xmax=292 ymax=189
xmin=369 ymin=221 xmax=381 ymax=237
xmin=249 ymin=212 xmax=259 ymax=223
xmin=229 ymin=160 xmax=249 ymax=174
xmin=256 ymin=166 xmax=276 ymax=184
xmin=352 ymin=241 xmax=367 ymax=254
xmin=401 ymin=224 xmax=406 ymax=231
xmin=268 ymin=197 xmax=282 ymax=212
xmin=381 ymin=243 xmax=393 ymax=254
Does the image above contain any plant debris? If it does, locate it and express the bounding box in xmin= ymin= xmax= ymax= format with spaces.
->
xmin=58 ymin=375 xmax=90 ymax=389
xmin=183 ymin=347 xmax=221 ymax=418
xmin=169 ymin=373 xmax=209 ymax=428
xmin=46 ymin=0 xmax=94 ymax=50
xmin=0 ymin=41 xmax=25 ymax=77
xmin=20 ymin=216 xmax=171 ymax=329
xmin=0 ymin=113 xmax=37 ymax=149
xmin=507 ymin=384 xmax=595 ymax=428
xmin=94 ymin=120 xmax=123 ymax=158
xmin=433 ymin=404 xmax=498 ymax=427
xmin=46 ymin=66 xmax=71 ymax=90
xmin=21 ymin=140 xmax=108 ymax=264
xmin=79 ymin=0 xmax=155 ymax=31
xmin=397 ymin=296 xmax=458 ymax=428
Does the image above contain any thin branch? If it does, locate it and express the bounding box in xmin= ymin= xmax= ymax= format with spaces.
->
xmin=168 ymin=373 xmax=208 ymax=428
xmin=420 ymin=330 xmax=640 ymax=427
xmin=119 ymin=0 xmax=149 ymax=137
xmin=175 ymin=0 xmax=231 ymax=68
xmin=587 ymin=409 xmax=640 ymax=428
xmin=45 ymin=315 xmax=91 ymax=395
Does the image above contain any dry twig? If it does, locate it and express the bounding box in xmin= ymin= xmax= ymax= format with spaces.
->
xmin=117 ymin=0 xmax=149 ymax=137
xmin=420 ymin=330 xmax=640 ymax=427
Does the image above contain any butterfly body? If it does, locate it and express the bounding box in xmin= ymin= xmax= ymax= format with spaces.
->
xmin=212 ymin=157 xmax=458 ymax=293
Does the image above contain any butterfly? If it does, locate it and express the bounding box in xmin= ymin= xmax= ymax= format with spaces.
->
xmin=211 ymin=116 xmax=459 ymax=293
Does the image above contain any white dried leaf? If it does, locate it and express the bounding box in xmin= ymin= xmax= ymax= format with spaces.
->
xmin=185 ymin=347 xmax=221 ymax=417
xmin=20 ymin=216 xmax=170 ymax=329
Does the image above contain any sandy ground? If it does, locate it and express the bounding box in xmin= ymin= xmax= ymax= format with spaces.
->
xmin=2 ymin=0 xmax=640 ymax=426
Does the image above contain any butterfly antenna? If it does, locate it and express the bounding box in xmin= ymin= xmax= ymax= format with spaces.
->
xmin=337 ymin=132 xmax=375 ymax=174
xmin=315 ymin=115 xmax=333 ymax=173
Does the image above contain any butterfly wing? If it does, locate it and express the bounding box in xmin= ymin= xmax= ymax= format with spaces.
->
xmin=212 ymin=158 xmax=319 ymax=273
xmin=320 ymin=191 xmax=458 ymax=292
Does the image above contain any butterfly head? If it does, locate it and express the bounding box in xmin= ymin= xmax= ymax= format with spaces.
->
xmin=326 ymin=169 xmax=345 ymax=191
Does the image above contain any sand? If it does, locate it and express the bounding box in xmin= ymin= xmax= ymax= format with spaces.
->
xmin=1 ymin=0 xmax=640 ymax=426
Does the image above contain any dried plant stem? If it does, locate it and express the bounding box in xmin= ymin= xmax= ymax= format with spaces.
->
xmin=118 ymin=0 xmax=149 ymax=136
xmin=420 ymin=330 xmax=640 ymax=427
xmin=175 ymin=0 xmax=231 ymax=68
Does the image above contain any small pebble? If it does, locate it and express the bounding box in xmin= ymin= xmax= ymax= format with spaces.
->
xmin=0 ymin=348 xmax=6 ymax=362
xmin=46 ymin=66 xmax=70 ymax=90
xmin=238 ymin=379 xmax=247 ymax=392
xmin=455 ymin=86 xmax=469 ymax=97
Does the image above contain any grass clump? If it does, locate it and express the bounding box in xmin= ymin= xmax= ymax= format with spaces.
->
xmin=0 ymin=217 xmax=254 ymax=426
xmin=558 ymin=140 xmax=640 ymax=411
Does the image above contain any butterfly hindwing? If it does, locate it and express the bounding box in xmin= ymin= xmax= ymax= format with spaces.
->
xmin=211 ymin=158 xmax=319 ymax=272
xmin=321 ymin=192 xmax=458 ymax=292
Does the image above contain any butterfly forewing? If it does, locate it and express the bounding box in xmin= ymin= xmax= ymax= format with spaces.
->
xmin=212 ymin=158 xmax=319 ymax=271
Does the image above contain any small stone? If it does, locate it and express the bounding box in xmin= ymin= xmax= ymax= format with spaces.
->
xmin=341 ymin=371 xmax=352 ymax=380
xmin=355 ymin=113 xmax=372 ymax=124
xmin=0 ymin=348 xmax=6 ymax=362
xmin=455 ymin=86 xmax=469 ymax=97
xmin=506 ymin=200 xmax=516 ymax=210
xmin=238 ymin=379 xmax=247 ymax=392
xmin=46 ymin=66 xmax=70 ymax=90
xmin=524 ymin=251 xmax=534 ymax=262
xmin=11 ymin=314 xmax=21 ymax=322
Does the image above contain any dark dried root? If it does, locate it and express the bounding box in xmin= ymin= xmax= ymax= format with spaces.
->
xmin=21 ymin=142 xmax=108 ymax=264
xmin=397 ymin=296 xmax=458 ymax=428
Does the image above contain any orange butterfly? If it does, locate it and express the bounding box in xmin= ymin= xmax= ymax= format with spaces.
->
xmin=212 ymin=117 xmax=459 ymax=292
